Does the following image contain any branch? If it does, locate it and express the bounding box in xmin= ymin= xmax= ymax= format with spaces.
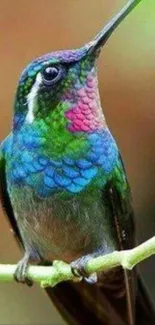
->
xmin=1 ymin=236 xmax=155 ymax=288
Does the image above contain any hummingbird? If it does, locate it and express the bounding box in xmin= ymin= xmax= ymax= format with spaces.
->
xmin=0 ymin=0 xmax=155 ymax=324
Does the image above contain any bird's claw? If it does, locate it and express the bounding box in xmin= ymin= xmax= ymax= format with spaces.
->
xmin=14 ymin=257 xmax=33 ymax=287
xmin=71 ymin=259 xmax=97 ymax=284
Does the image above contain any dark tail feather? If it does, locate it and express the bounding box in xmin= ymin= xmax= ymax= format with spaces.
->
xmin=46 ymin=275 xmax=155 ymax=325
xmin=136 ymin=276 xmax=155 ymax=325
xmin=46 ymin=281 xmax=127 ymax=325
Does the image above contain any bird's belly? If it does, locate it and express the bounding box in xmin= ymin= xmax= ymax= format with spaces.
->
xmin=11 ymin=188 xmax=104 ymax=263
xmin=10 ymin=182 xmax=117 ymax=264
xmin=24 ymin=210 xmax=91 ymax=263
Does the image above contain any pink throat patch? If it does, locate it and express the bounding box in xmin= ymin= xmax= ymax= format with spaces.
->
xmin=65 ymin=75 xmax=105 ymax=132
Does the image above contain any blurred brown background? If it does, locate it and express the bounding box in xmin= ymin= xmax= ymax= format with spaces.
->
xmin=0 ymin=0 xmax=155 ymax=323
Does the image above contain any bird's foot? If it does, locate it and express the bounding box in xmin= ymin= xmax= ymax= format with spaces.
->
xmin=71 ymin=257 xmax=97 ymax=284
xmin=14 ymin=254 xmax=33 ymax=287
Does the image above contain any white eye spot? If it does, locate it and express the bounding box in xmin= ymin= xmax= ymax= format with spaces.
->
xmin=26 ymin=73 xmax=42 ymax=124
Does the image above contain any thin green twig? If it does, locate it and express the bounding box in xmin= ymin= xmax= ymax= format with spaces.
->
xmin=0 ymin=236 xmax=155 ymax=288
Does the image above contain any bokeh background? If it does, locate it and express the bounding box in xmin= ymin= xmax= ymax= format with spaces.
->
xmin=0 ymin=0 xmax=155 ymax=323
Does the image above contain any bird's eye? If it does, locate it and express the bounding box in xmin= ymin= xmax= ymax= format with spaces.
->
xmin=42 ymin=66 xmax=60 ymax=86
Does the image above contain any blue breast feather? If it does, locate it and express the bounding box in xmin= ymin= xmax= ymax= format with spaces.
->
xmin=4 ymin=129 xmax=119 ymax=197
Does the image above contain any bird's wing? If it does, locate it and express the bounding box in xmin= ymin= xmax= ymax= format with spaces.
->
xmin=98 ymin=153 xmax=136 ymax=325
xmin=0 ymin=137 xmax=23 ymax=246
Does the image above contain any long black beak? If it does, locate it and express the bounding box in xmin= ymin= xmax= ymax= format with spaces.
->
xmin=86 ymin=0 xmax=143 ymax=55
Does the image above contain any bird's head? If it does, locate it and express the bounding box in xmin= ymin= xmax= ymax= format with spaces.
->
xmin=13 ymin=0 xmax=142 ymax=135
